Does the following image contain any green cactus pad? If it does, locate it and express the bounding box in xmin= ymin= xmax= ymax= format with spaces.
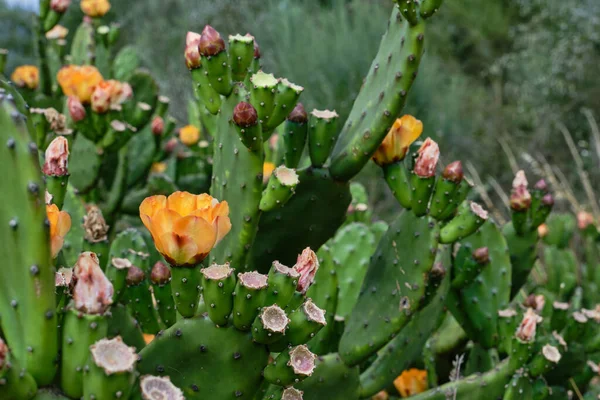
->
xmin=138 ymin=315 xmax=269 ymax=399
xmin=69 ymin=134 xmax=102 ymax=194
xmin=294 ymin=353 xmax=360 ymax=400
xmin=503 ymin=222 xmax=539 ymax=298
xmin=339 ymin=211 xmax=440 ymax=366
xmin=113 ymin=46 xmax=140 ymax=82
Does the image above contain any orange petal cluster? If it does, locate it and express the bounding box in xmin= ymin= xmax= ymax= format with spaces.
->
xmin=372 ymin=115 xmax=423 ymax=166
xmin=47 ymin=204 xmax=72 ymax=258
xmin=91 ymin=79 xmax=133 ymax=113
xmin=139 ymin=192 xmax=231 ymax=266
xmin=80 ymin=0 xmax=111 ymax=17
xmin=179 ymin=125 xmax=201 ymax=146
xmin=11 ymin=65 xmax=39 ymax=90
xmin=393 ymin=368 xmax=428 ymax=398
xmin=57 ymin=65 xmax=103 ymax=104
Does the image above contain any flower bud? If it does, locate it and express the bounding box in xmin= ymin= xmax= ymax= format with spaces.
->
xmin=253 ymin=36 xmax=261 ymax=59
xmin=372 ymin=115 xmax=423 ymax=166
xmin=68 ymin=96 xmax=86 ymax=122
xmin=233 ymin=102 xmax=258 ymax=127
xmin=164 ymin=138 xmax=178 ymax=154
xmin=577 ymin=211 xmax=595 ymax=230
xmin=91 ymin=81 xmax=112 ymax=113
xmin=45 ymin=25 xmax=69 ymax=40
xmin=83 ymin=205 xmax=109 ymax=242
xmin=534 ymin=179 xmax=548 ymax=192
xmin=199 ymin=25 xmax=225 ymax=56
xmin=185 ymin=31 xmax=202 ymax=69
xmin=413 ymin=138 xmax=439 ymax=178
xmin=179 ymin=125 xmax=200 ymax=146
xmin=515 ymin=308 xmax=541 ymax=342
xmin=293 ymin=247 xmax=319 ymax=294
xmin=150 ymin=261 xmax=171 ymax=285
xmin=442 ymin=161 xmax=463 ymax=183
xmin=126 ymin=265 xmax=146 ymax=286
xmin=472 ymin=247 xmax=489 ymax=265
xmin=42 ymin=136 xmax=69 ymax=176
xmin=510 ymin=170 xmax=531 ymax=211
xmin=542 ymin=193 xmax=554 ymax=207
xmin=73 ymin=252 xmax=114 ymax=314
xmin=287 ymin=102 xmax=308 ymax=123
xmin=50 ymin=0 xmax=70 ymax=13
xmin=151 ymin=116 xmax=164 ymax=136
xmin=537 ymin=223 xmax=548 ymax=237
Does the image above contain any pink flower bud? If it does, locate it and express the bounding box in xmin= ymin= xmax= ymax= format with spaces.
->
xmin=510 ymin=170 xmax=531 ymax=211
xmin=42 ymin=136 xmax=69 ymax=176
xmin=185 ymin=31 xmax=202 ymax=69
xmin=50 ymin=0 xmax=71 ymax=13
xmin=413 ymin=138 xmax=440 ymax=178
xmin=443 ymin=161 xmax=463 ymax=183
xmin=233 ymin=102 xmax=258 ymax=127
xmin=68 ymin=96 xmax=86 ymax=122
xmin=199 ymin=25 xmax=225 ymax=56
xmin=515 ymin=308 xmax=541 ymax=342
xmin=293 ymin=247 xmax=319 ymax=294
xmin=73 ymin=252 xmax=114 ymax=314
xmin=151 ymin=116 xmax=165 ymax=136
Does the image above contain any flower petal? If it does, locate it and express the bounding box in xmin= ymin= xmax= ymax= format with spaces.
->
xmin=173 ymin=215 xmax=217 ymax=256
xmin=167 ymin=191 xmax=198 ymax=217
xmin=152 ymin=208 xmax=181 ymax=237
xmin=139 ymin=195 xmax=167 ymax=230
xmin=57 ymin=210 xmax=72 ymax=237
xmin=158 ymin=232 xmax=198 ymax=266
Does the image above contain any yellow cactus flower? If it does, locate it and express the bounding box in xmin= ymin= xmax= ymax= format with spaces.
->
xmin=11 ymin=65 xmax=39 ymax=90
xmin=80 ymin=0 xmax=111 ymax=17
xmin=46 ymin=204 xmax=72 ymax=258
xmin=393 ymin=369 xmax=428 ymax=398
xmin=372 ymin=115 xmax=423 ymax=166
xmin=263 ymin=162 xmax=275 ymax=183
xmin=179 ymin=125 xmax=200 ymax=146
xmin=139 ymin=192 xmax=231 ymax=266
xmin=57 ymin=65 xmax=103 ymax=104
xmin=151 ymin=162 xmax=167 ymax=174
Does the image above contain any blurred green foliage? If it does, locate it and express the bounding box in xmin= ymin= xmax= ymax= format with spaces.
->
xmin=2 ymin=0 xmax=599 ymax=219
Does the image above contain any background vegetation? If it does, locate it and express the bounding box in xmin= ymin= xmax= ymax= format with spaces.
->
xmin=2 ymin=0 xmax=599 ymax=221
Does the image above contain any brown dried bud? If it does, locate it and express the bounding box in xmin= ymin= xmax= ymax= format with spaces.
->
xmin=293 ymin=247 xmax=319 ymax=294
xmin=151 ymin=116 xmax=164 ymax=136
xmin=233 ymin=102 xmax=258 ymax=127
xmin=472 ymin=247 xmax=489 ymax=265
xmin=68 ymin=96 xmax=86 ymax=122
xmin=413 ymin=138 xmax=440 ymax=178
xmin=287 ymin=102 xmax=308 ymax=123
xmin=41 ymin=108 xmax=68 ymax=133
xmin=83 ymin=205 xmax=109 ymax=242
xmin=73 ymin=252 xmax=113 ymax=315
xmin=199 ymin=25 xmax=225 ymax=56
xmin=442 ymin=161 xmax=463 ymax=183
xmin=150 ymin=261 xmax=171 ymax=285
xmin=42 ymin=136 xmax=69 ymax=176
xmin=126 ymin=266 xmax=146 ymax=286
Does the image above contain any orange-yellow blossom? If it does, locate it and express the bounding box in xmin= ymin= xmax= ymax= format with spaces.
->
xmin=47 ymin=204 xmax=72 ymax=258
xmin=393 ymin=369 xmax=428 ymax=398
xmin=57 ymin=65 xmax=103 ymax=104
xmin=80 ymin=0 xmax=111 ymax=17
xmin=11 ymin=65 xmax=39 ymax=90
xmin=139 ymin=192 xmax=231 ymax=266
xmin=263 ymin=162 xmax=275 ymax=183
xmin=179 ymin=125 xmax=200 ymax=146
xmin=372 ymin=115 xmax=423 ymax=166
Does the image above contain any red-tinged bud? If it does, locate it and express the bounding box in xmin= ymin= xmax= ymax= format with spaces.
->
xmin=233 ymin=102 xmax=258 ymax=127
xmin=293 ymin=247 xmax=319 ymax=294
xmin=252 ymin=36 xmax=260 ymax=59
xmin=164 ymin=138 xmax=178 ymax=154
xmin=73 ymin=252 xmax=114 ymax=314
xmin=126 ymin=266 xmax=145 ymax=286
xmin=0 ymin=338 xmax=7 ymax=370
xmin=534 ymin=179 xmax=548 ymax=192
xmin=83 ymin=205 xmax=109 ymax=242
xmin=50 ymin=0 xmax=70 ymax=13
xmin=542 ymin=193 xmax=554 ymax=207
xmin=68 ymin=96 xmax=86 ymax=122
xmin=42 ymin=136 xmax=69 ymax=176
xmin=413 ymin=138 xmax=440 ymax=178
xmin=199 ymin=25 xmax=225 ymax=56
xmin=287 ymin=102 xmax=308 ymax=123
xmin=150 ymin=261 xmax=171 ymax=285
xmin=472 ymin=247 xmax=489 ymax=265
xmin=578 ymin=211 xmax=595 ymax=230
xmin=443 ymin=161 xmax=463 ymax=183
xmin=523 ymin=294 xmax=545 ymax=314
xmin=151 ymin=116 xmax=165 ymax=136
xmin=510 ymin=170 xmax=531 ymax=211
xmin=184 ymin=31 xmax=202 ymax=69
xmin=515 ymin=308 xmax=541 ymax=342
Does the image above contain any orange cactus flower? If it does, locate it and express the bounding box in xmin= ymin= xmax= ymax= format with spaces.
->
xmin=57 ymin=65 xmax=103 ymax=104
xmin=372 ymin=115 xmax=423 ymax=166
xmin=139 ymin=192 xmax=232 ymax=266
xmin=91 ymin=80 xmax=132 ymax=113
xmin=46 ymin=204 xmax=72 ymax=258
xmin=179 ymin=125 xmax=200 ymax=146
xmin=393 ymin=368 xmax=428 ymax=398
xmin=80 ymin=0 xmax=111 ymax=17
xmin=11 ymin=65 xmax=39 ymax=90
xmin=263 ymin=162 xmax=275 ymax=183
